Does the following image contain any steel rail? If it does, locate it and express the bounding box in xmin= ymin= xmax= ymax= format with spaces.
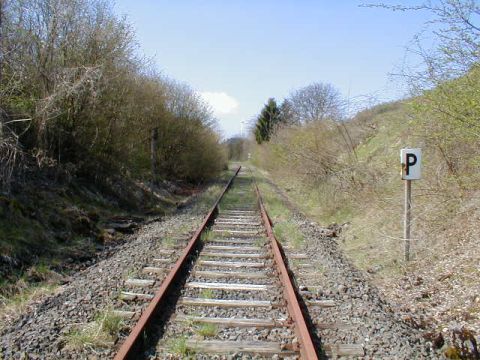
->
xmin=254 ymin=182 xmax=319 ymax=360
xmin=113 ymin=166 xmax=241 ymax=360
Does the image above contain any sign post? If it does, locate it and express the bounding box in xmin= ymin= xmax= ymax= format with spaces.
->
xmin=400 ymin=148 xmax=421 ymax=261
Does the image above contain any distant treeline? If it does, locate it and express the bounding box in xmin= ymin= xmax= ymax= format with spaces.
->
xmin=0 ymin=0 xmax=226 ymax=192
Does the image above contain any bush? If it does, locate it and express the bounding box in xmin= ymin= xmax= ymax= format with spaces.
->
xmin=0 ymin=0 xmax=226 ymax=190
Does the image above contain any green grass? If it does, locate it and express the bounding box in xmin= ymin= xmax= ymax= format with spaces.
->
xmin=199 ymin=289 xmax=214 ymax=299
xmin=97 ymin=310 xmax=124 ymax=336
xmin=65 ymin=309 xmax=124 ymax=350
xmin=162 ymin=235 xmax=176 ymax=248
xmin=167 ymin=336 xmax=196 ymax=357
xmin=273 ymin=221 xmax=304 ymax=248
xmin=123 ymin=266 xmax=139 ymax=280
xmin=252 ymin=177 xmax=304 ymax=249
xmin=195 ymin=323 xmax=218 ymax=337
xmin=255 ymin=180 xmax=291 ymax=222
xmin=254 ymin=237 xmax=267 ymax=247
xmin=200 ymin=230 xmax=214 ymax=242
xmin=0 ymin=260 xmax=67 ymax=331
xmin=193 ymin=185 xmax=224 ymax=213
xmin=176 ymin=223 xmax=192 ymax=235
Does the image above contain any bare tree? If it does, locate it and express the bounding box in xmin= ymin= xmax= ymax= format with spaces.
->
xmin=288 ymin=82 xmax=344 ymax=123
xmin=365 ymin=1 xmax=480 ymax=87
xmin=0 ymin=0 xmax=3 ymax=87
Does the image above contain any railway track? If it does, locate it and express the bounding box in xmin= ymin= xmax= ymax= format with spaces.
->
xmin=112 ymin=167 xmax=319 ymax=359
xmin=0 ymin=165 xmax=438 ymax=359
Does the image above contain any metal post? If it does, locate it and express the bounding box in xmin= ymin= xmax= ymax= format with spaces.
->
xmin=404 ymin=179 xmax=412 ymax=261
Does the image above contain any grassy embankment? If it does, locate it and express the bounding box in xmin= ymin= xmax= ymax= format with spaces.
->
xmin=254 ymin=101 xmax=479 ymax=275
xmin=252 ymin=101 xmax=480 ymax=347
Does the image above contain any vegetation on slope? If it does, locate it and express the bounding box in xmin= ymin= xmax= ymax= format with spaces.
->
xmin=252 ymin=98 xmax=480 ymax=356
xmin=0 ymin=0 xmax=227 ymax=301
xmin=251 ymin=1 xmax=480 ymax=356
xmin=0 ymin=0 xmax=226 ymax=189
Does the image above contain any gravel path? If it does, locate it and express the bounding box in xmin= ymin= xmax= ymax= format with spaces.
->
xmin=0 ymin=178 xmax=229 ymax=359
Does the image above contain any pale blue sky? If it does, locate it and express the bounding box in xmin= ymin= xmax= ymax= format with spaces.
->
xmin=114 ymin=1 xmax=432 ymax=138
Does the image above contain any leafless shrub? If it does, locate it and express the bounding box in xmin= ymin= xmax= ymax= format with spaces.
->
xmin=0 ymin=124 xmax=22 ymax=193
xmin=0 ymin=0 xmax=225 ymax=184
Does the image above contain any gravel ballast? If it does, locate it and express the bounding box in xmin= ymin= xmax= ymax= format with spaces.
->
xmin=0 ymin=179 xmax=229 ymax=359
xmin=264 ymin=177 xmax=444 ymax=359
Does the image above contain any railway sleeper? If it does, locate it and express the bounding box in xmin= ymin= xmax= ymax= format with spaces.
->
xmin=174 ymin=314 xmax=288 ymax=328
xmin=200 ymin=251 xmax=267 ymax=259
xmin=204 ymin=245 xmax=263 ymax=251
xmin=286 ymin=253 xmax=309 ymax=259
xmin=152 ymin=258 xmax=172 ymax=264
xmin=119 ymin=291 xmax=154 ymax=301
xmin=192 ymin=270 xmax=268 ymax=279
xmin=113 ymin=310 xmax=137 ymax=319
xmin=178 ymin=297 xmax=279 ymax=308
xmin=212 ymin=229 xmax=261 ymax=236
xmin=207 ymin=238 xmax=265 ymax=245
xmin=142 ymin=266 xmax=165 ymax=275
xmin=185 ymin=281 xmax=272 ymax=291
xmin=213 ymin=223 xmax=262 ymax=229
xmin=215 ymin=216 xmax=261 ymax=222
xmin=197 ymin=260 xmax=268 ymax=268
xmin=157 ymin=249 xmax=176 ymax=256
xmin=307 ymin=299 xmax=336 ymax=307
xmin=214 ymin=221 xmax=262 ymax=226
xmin=323 ymin=343 xmax=365 ymax=357
xmin=174 ymin=340 xmax=299 ymax=356
xmin=124 ymin=278 xmax=155 ymax=287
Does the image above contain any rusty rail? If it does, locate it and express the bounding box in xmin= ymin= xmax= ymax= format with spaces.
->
xmin=113 ymin=166 xmax=241 ymax=360
xmin=254 ymin=182 xmax=319 ymax=360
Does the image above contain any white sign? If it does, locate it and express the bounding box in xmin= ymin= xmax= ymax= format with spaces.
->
xmin=400 ymin=148 xmax=421 ymax=180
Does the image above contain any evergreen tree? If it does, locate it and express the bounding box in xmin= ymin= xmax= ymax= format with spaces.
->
xmin=254 ymin=98 xmax=281 ymax=144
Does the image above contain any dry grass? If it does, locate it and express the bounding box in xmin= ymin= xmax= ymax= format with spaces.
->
xmin=64 ymin=308 xmax=124 ymax=350
xmin=251 ymin=100 xmax=480 ymax=346
xmin=0 ymin=263 xmax=65 ymax=331
xmin=0 ymin=283 xmax=60 ymax=332
xmin=167 ymin=336 xmax=196 ymax=357
xmin=253 ymin=172 xmax=305 ymax=249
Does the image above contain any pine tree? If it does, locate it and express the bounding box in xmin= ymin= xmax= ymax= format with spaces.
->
xmin=254 ymin=98 xmax=281 ymax=144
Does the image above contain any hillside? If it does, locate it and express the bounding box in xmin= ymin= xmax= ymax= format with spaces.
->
xmin=253 ymin=100 xmax=480 ymax=357
xmin=0 ymin=161 xmax=188 ymax=309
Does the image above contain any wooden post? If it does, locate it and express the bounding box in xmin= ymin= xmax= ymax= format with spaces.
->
xmin=150 ymin=128 xmax=158 ymax=185
xmin=404 ymin=179 xmax=412 ymax=261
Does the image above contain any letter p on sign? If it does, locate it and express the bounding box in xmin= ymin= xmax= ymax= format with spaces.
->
xmin=400 ymin=148 xmax=421 ymax=180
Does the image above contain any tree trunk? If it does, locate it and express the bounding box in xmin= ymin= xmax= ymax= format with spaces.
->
xmin=0 ymin=0 xmax=4 ymax=143
xmin=151 ymin=127 xmax=159 ymax=185
xmin=0 ymin=0 xmax=3 ymax=87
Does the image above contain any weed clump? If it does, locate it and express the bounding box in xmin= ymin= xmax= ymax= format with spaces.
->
xmin=167 ymin=336 xmax=196 ymax=357
xmin=65 ymin=309 xmax=124 ymax=350
xmin=195 ymin=323 xmax=218 ymax=337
